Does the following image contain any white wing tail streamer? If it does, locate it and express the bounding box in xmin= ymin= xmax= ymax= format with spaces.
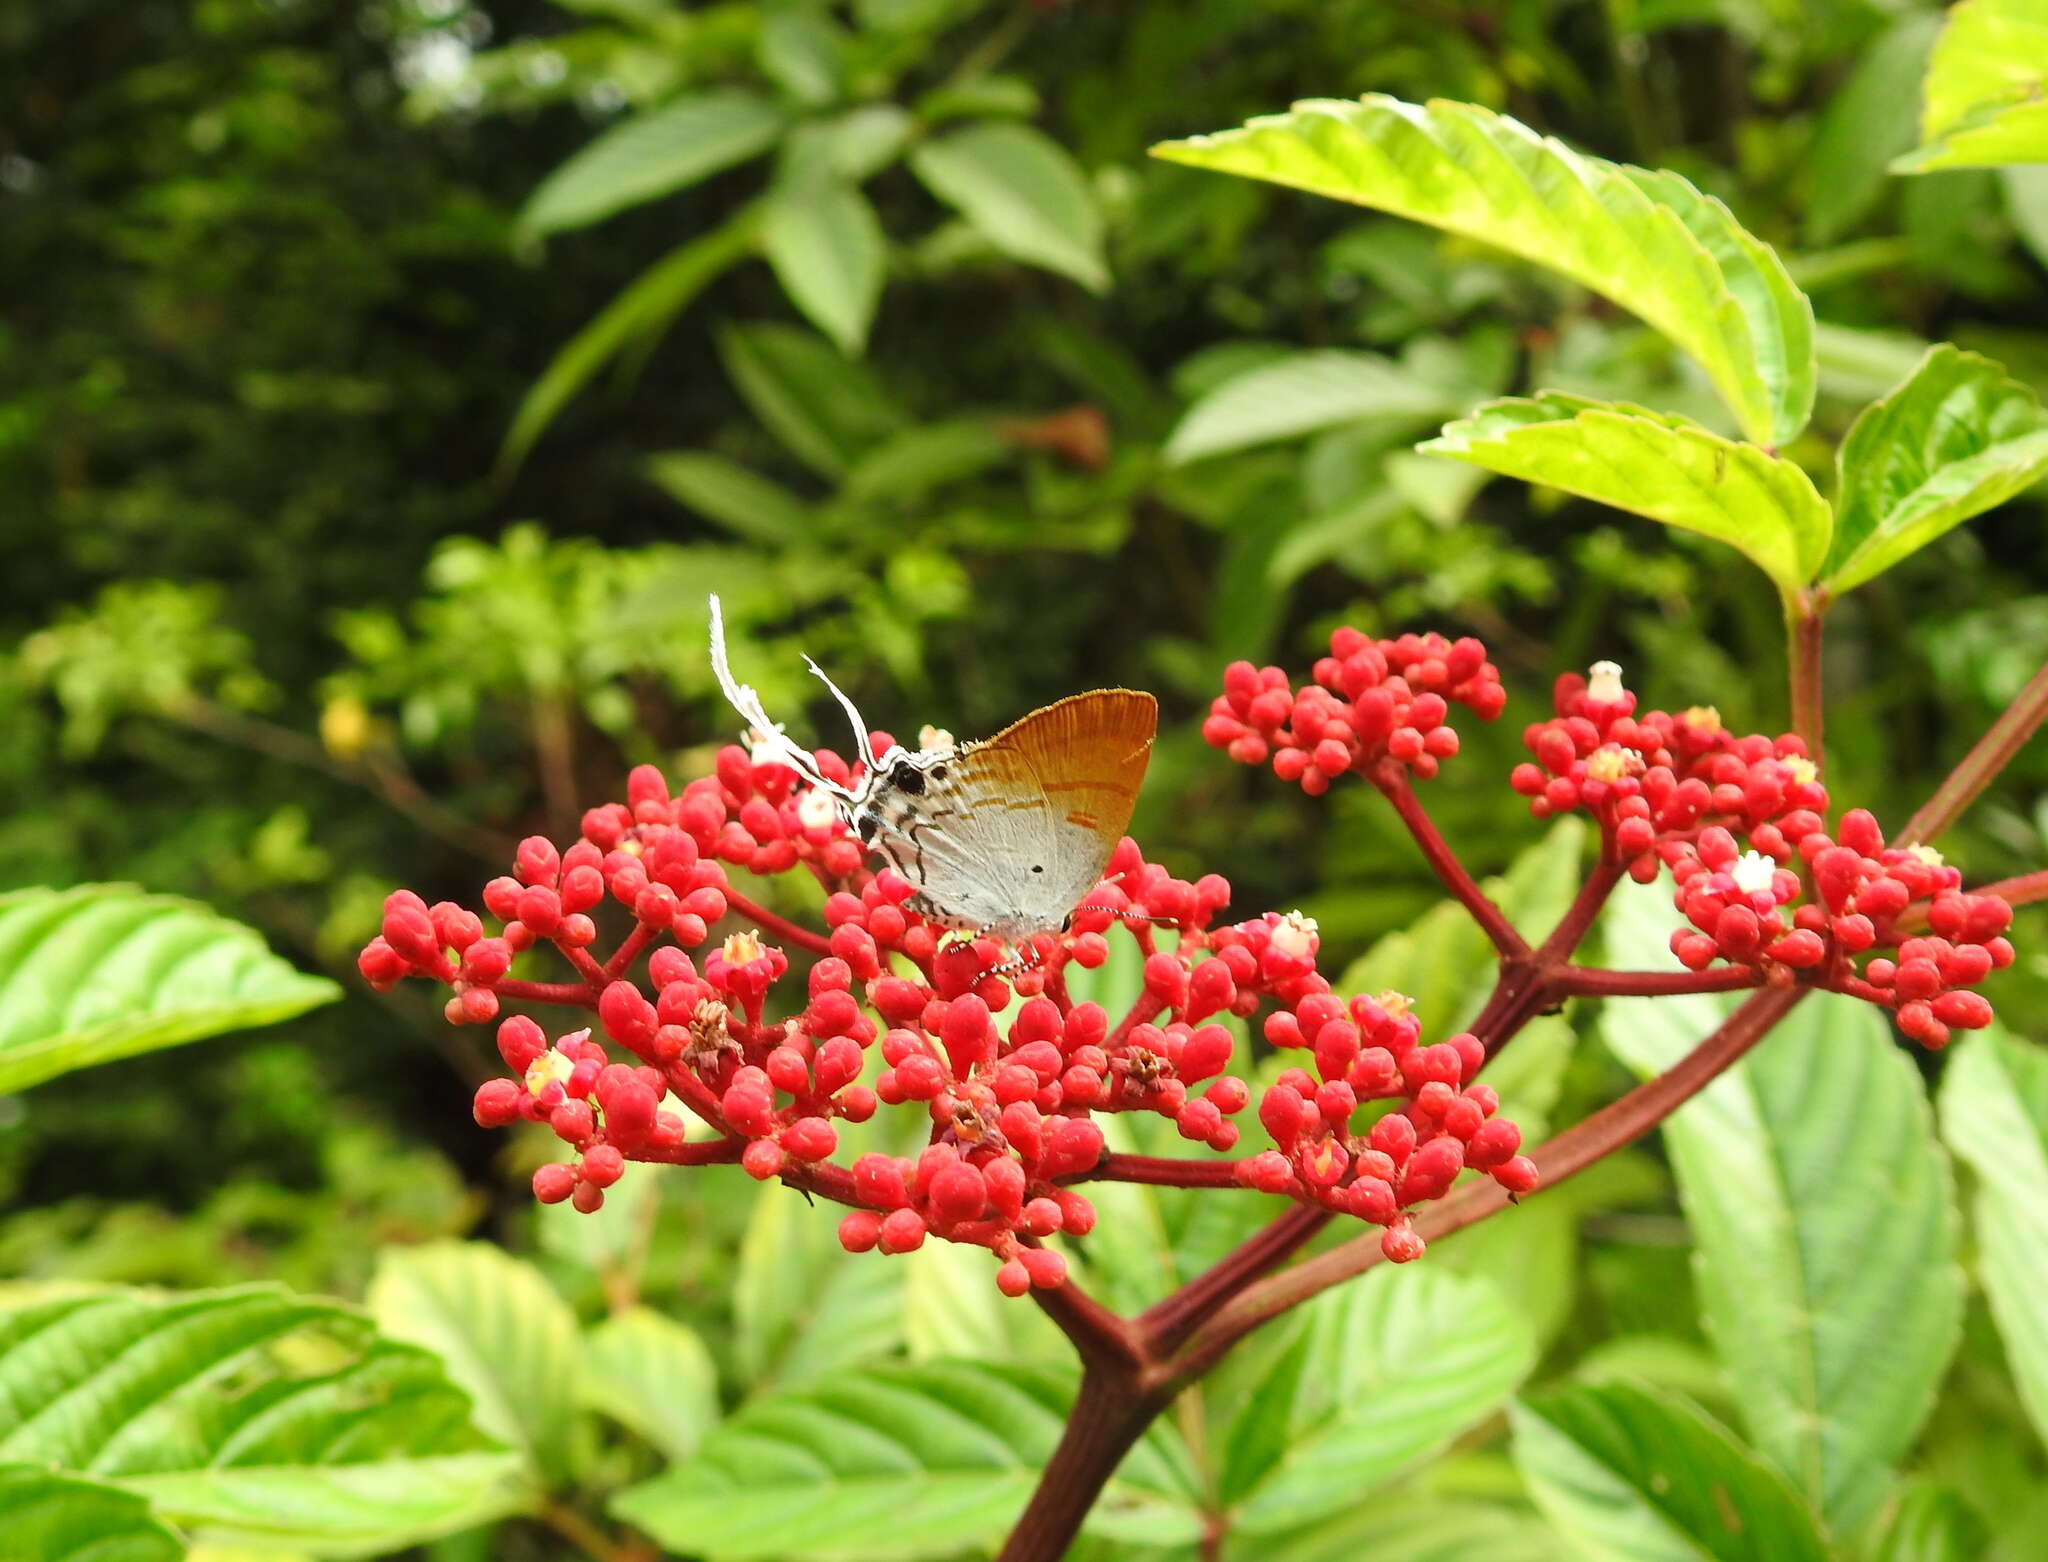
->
xmin=706 ymin=595 xmax=851 ymax=798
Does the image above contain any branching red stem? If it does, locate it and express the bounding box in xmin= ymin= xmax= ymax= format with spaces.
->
xmin=1372 ymin=764 xmax=1529 ymax=957
xmin=1075 ymin=1153 xmax=1251 ymax=1189
xmin=1901 ymin=655 xmax=2048 ymax=845
xmin=1552 ymin=965 xmax=1763 ymax=997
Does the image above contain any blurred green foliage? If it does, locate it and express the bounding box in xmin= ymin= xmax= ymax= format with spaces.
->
xmin=7 ymin=0 xmax=2048 ymax=1557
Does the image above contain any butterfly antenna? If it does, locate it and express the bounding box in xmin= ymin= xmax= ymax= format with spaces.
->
xmin=803 ymin=653 xmax=881 ymax=771
xmin=705 ymin=595 xmax=849 ymax=798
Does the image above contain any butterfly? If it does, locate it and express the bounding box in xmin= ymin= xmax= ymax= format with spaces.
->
xmin=708 ymin=596 xmax=1156 ymax=943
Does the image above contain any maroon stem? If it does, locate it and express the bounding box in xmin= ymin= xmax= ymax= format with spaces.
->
xmin=493 ymin=977 xmax=601 ymax=1008
xmin=1553 ymin=966 xmax=1763 ymax=997
xmin=1169 ymin=985 xmax=1806 ymax=1378
xmin=1076 ymin=1154 xmax=1252 ymax=1189
xmin=1964 ymin=868 xmax=2048 ymax=907
xmin=721 ymin=887 xmax=835 ymax=955
xmin=1372 ymin=764 xmax=1529 ymax=957
xmin=1900 ymin=656 xmax=2048 ymax=846
xmin=1135 ymin=1204 xmax=1331 ymax=1357
xmin=992 ymin=1365 xmax=1173 ymax=1562
xmin=1788 ymin=594 xmax=1825 ymax=764
xmin=603 ymin=925 xmax=658 ymax=982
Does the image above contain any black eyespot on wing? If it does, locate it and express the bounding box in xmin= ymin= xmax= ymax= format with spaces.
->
xmin=855 ymin=811 xmax=880 ymax=844
xmin=891 ymin=762 xmax=926 ymax=796
xmin=1031 ymin=864 xmax=1044 ymax=873
xmin=930 ymin=764 xmax=948 ymax=780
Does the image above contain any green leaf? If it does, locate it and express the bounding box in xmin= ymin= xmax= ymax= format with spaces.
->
xmin=611 ymin=1360 xmax=1202 ymax=1559
xmin=1152 ymin=95 xmax=1814 ymax=445
xmin=1602 ymin=883 xmax=1963 ymax=1530
xmin=844 ymin=420 xmax=1012 ymax=504
xmin=579 ymin=1307 xmax=720 ymax=1462
xmin=519 ymin=91 xmax=787 ymax=237
xmin=1895 ymin=94 xmax=2048 ymax=173
xmin=1511 ymin=1381 xmax=1829 ymax=1562
xmin=0 ymin=1285 xmax=524 ymax=1552
xmin=1867 ymin=1480 xmax=1991 ymax=1562
xmin=1938 ymin=1027 xmax=2048 ymax=1451
xmin=498 ymin=214 xmax=757 ymax=477
xmin=762 ymin=180 xmax=888 ymax=355
xmin=1164 ymin=350 xmax=1460 ymax=465
xmin=1420 ymin=395 xmax=1831 ymax=596
xmin=1215 ymin=1265 xmax=1536 ymax=1533
xmin=1894 ymin=0 xmax=2048 ymax=173
xmin=1255 ymin=1495 xmax=1575 ymax=1562
xmin=1804 ymin=13 xmax=1943 ymax=243
xmin=0 ymin=885 xmax=340 ymax=1097
xmin=910 ymin=122 xmax=1109 ymax=292
xmin=367 ymin=1242 xmax=582 ymax=1486
xmin=0 ymin=1466 xmax=182 ymax=1562
xmin=715 ymin=321 xmax=906 ymax=479
xmin=733 ymin=1181 xmax=904 ymax=1390
xmin=1821 ymin=346 xmax=2048 ymax=595
xmin=644 ymin=451 xmax=813 ymax=543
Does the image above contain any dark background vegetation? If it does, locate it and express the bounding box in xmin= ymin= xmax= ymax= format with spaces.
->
xmin=4 ymin=1 xmax=2047 ymax=1544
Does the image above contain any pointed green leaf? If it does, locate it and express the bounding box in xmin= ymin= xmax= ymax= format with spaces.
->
xmin=367 ymin=1242 xmax=582 ymax=1485
xmin=1602 ymin=883 xmax=1963 ymax=1530
xmin=1894 ymin=0 xmax=2048 ymax=172
xmin=0 ymin=1466 xmax=182 ymax=1562
xmin=644 ymin=451 xmax=813 ymax=543
xmin=733 ymin=1181 xmax=904 ymax=1390
xmin=1511 ymin=1381 xmax=1829 ymax=1562
xmin=611 ymin=1360 xmax=1202 ymax=1559
xmin=1939 ymin=1027 xmax=2048 ymax=1451
xmin=1821 ymin=346 xmax=2048 ymax=594
xmin=1255 ymin=1495 xmax=1576 ymax=1562
xmin=0 ymin=1286 xmax=524 ymax=1552
xmin=519 ymin=91 xmax=787 ymax=237
xmin=714 ymin=321 xmax=905 ymax=479
xmin=1421 ymin=395 xmax=1831 ymax=596
xmin=1895 ymin=94 xmax=2048 ymax=172
xmin=498 ymin=214 xmax=757 ymax=477
xmin=762 ymin=181 xmax=888 ymax=355
xmin=0 ymin=885 xmax=340 ymax=1096
xmin=1152 ymin=96 xmax=1814 ymax=444
xmin=1868 ymin=1480 xmax=1991 ymax=1562
xmin=1217 ymin=1266 xmax=1537 ymax=1533
xmin=1805 ymin=13 xmax=1944 ymax=242
xmin=1164 ymin=350 xmax=1462 ymax=465
xmin=579 ymin=1307 xmax=720 ymax=1462
xmin=910 ymin=122 xmax=1108 ymax=293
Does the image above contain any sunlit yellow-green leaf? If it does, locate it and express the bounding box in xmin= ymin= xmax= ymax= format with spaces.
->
xmin=1894 ymin=0 xmax=2048 ymax=172
xmin=1153 ymin=96 xmax=1813 ymax=444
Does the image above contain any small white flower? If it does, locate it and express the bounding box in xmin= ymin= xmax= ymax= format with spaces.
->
xmin=796 ymin=788 xmax=839 ymax=831
xmin=1731 ymin=851 xmax=1777 ymax=897
xmin=1587 ymin=660 xmax=1626 ymax=703
xmin=747 ymin=722 xmax=794 ymax=769
xmin=1907 ymin=844 xmax=1945 ymax=869
xmin=1269 ymin=910 xmax=1320 ymax=959
xmin=917 ymin=724 xmax=955 ymax=753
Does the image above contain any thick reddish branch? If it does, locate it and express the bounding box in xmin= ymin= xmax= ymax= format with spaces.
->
xmin=1167 ymin=985 xmax=1807 ymax=1379
xmin=1788 ymin=595 xmax=1825 ymax=763
xmin=1372 ymin=764 xmax=1529 ymax=957
xmin=1075 ymin=1153 xmax=1250 ymax=1189
xmin=1901 ymin=655 xmax=2048 ymax=846
xmin=1553 ymin=965 xmax=1763 ymax=997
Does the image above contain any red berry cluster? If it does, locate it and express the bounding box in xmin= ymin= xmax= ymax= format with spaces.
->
xmin=1662 ymin=810 xmax=2013 ymax=1047
xmin=1203 ymin=628 xmax=1507 ymax=793
xmin=372 ymin=736 xmax=1534 ymax=1291
xmin=1509 ymin=663 xmax=1828 ymax=880
xmin=1240 ymin=983 xmax=1535 ymax=1262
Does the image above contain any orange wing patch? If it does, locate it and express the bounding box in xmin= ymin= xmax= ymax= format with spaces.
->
xmin=981 ymin=689 xmax=1157 ymax=849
